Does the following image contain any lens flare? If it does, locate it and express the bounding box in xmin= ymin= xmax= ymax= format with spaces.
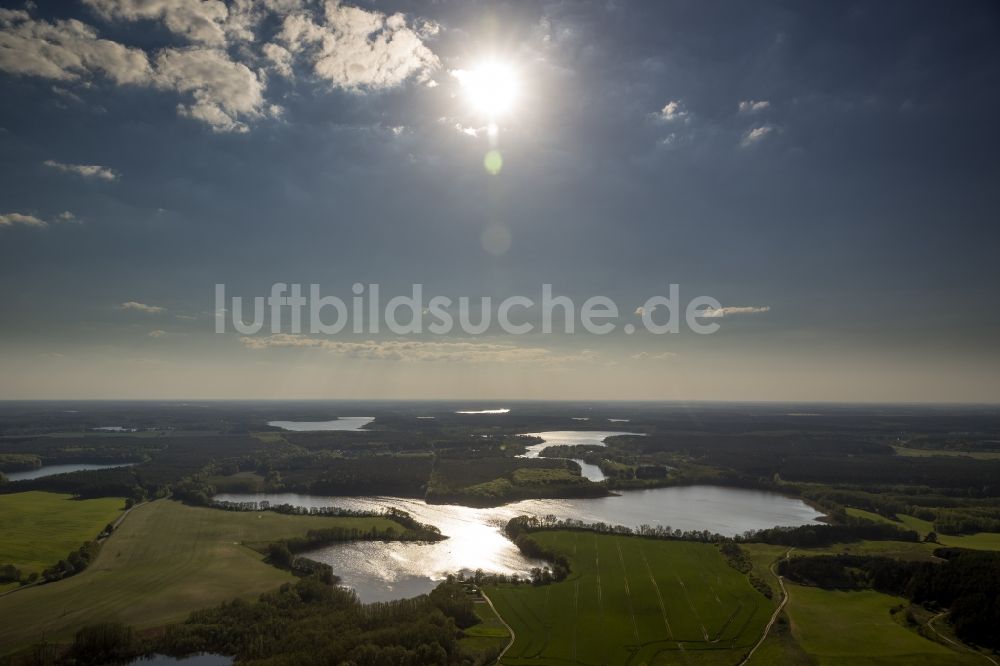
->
xmin=456 ymin=62 xmax=520 ymax=118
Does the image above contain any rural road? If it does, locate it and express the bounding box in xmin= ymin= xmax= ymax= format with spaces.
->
xmin=481 ymin=589 xmax=515 ymax=665
xmin=927 ymin=611 xmax=998 ymax=666
xmin=738 ymin=548 xmax=793 ymax=666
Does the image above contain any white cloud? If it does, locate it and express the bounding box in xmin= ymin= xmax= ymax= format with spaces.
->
xmin=698 ymin=305 xmax=771 ymax=318
xmin=44 ymin=159 xmax=118 ymax=180
xmin=740 ymin=125 xmax=776 ymax=147
xmin=454 ymin=122 xmax=484 ymax=138
xmin=83 ymin=0 xmax=229 ymax=46
xmin=262 ymin=42 xmax=294 ymax=77
xmin=241 ymin=334 xmax=595 ymax=365
xmin=277 ymin=1 xmax=439 ymax=90
xmin=0 ymin=2 xmax=440 ymax=132
xmin=0 ymin=212 xmax=47 ymax=228
xmin=630 ymin=351 xmax=676 ymax=361
xmin=0 ymin=11 xmax=152 ymax=84
xmin=118 ymin=301 xmax=166 ymax=314
xmin=738 ymin=99 xmax=770 ymax=114
xmin=656 ymin=100 xmax=688 ymax=122
xmin=153 ymin=47 xmax=268 ymax=132
xmin=148 ymin=329 xmax=168 ymax=338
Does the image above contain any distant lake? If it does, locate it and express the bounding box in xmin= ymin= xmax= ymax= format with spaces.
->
xmin=520 ymin=430 xmax=642 ymax=457
xmin=519 ymin=431 xmax=643 ymax=481
xmin=267 ymin=417 xmax=374 ymax=432
xmin=215 ymin=485 xmax=823 ymax=603
xmin=6 ymin=462 xmax=136 ymax=482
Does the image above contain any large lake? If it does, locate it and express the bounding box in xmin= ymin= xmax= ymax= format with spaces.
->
xmin=267 ymin=417 xmax=374 ymax=432
xmin=215 ymin=485 xmax=823 ymax=602
xmin=6 ymin=462 xmax=136 ymax=482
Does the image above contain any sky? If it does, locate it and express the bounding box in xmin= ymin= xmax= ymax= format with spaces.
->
xmin=0 ymin=0 xmax=999 ymax=402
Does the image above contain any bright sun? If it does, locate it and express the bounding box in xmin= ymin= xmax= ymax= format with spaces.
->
xmin=457 ymin=61 xmax=520 ymax=118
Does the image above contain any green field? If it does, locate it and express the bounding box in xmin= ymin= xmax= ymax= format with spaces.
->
xmin=0 ymin=491 xmax=124 ymax=574
xmin=0 ymin=499 xmax=406 ymax=655
xmin=486 ymin=532 xmax=773 ymax=665
xmin=784 ymin=584 xmax=979 ymax=665
xmin=846 ymin=508 xmax=1000 ymax=551
xmin=459 ymin=599 xmax=511 ymax=655
xmin=892 ymin=446 xmax=1000 ymax=460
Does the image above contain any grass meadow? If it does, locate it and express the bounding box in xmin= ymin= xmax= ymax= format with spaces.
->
xmin=0 ymin=499 xmax=405 ymax=655
xmin=0 ymin=491 xmax=123 ymax=574
xmin=783 ymin=584 xmax=980 ymax=665
xmin=486 ymin=531 xmax=773 ymax=665
xmin=845 ymin=508 xmax=1000 ymax=551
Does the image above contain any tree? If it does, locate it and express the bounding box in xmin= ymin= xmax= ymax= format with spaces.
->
xmin=0 ymin=564 xmax=21 ymax=583
xmin=267 ymin=542 xmax=293 ymax=568
xmin=69 ymin=622 xmax=137 ymax=665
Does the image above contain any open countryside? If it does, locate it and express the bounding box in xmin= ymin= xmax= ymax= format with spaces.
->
xmin=0 ymin=491 xmax=123 ymax=575
xmin=487 ymin=532 xmax=772 ymax=665
xmin=0 ymin=499 xmax=413 ymax=654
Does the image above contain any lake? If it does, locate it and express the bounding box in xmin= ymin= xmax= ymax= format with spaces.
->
xmin=267 ymin=417 xmax=374 ymax=431
xmin=6 ymin=462 xmax=136 ymax=482
xmin=214 ymin=485 xmax=823 ymax=603
xmin=519 ymin=430 xmax=644 ymax=482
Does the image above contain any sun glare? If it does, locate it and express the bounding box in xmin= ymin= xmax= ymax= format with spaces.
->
xmin=457 ymin=61 xmax=520 ymax=118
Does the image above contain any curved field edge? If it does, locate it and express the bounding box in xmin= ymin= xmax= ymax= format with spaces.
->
xmin=0 ymin=491 xmax=124 ymax=574
xmin=782 ymin=584 xmax=983 ymax=665
xmin=742 ymin=542 xmax=988 ymax=666
xmin=0 ymin=499 xmax=408 ymax=656
xmin=485 ymin=531 xmax=774 ymax=665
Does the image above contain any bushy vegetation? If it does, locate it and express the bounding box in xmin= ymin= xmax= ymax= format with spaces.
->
xmin=737 ymin=522 xmax=920 ymax=547
xmin=66 ymin=622 xmax=138 ymax=666
xmin=156 ymin=578 xmax=494 ymax=665
xmin=427 ymin=456 xmax=606 ymax=506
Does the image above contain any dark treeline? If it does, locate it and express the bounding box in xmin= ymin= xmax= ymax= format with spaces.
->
xmin=802 ymin=487 xmax=1000 ymax=536
xmin=736 ymin=522 xmax=920 ymax=547
xmin=277 ymin=521 xmax=444 ymax=558
xmin=147 ymin=577 xmax=497 ymax=666
xmin=208 ymin=499 xmax=442 ymax=540
xmin=505 ymin=514 xmax=729 ymax=543
xmin=779 ymin=549 xmax=1000 ymax=649
xmin=616 ymin=431 xmax=1000 ymax=497
xmin=502 ymin=517 xmax=571 ymax=584
xmin=0 ymin=436 xmax=158 ymax=467
xmin=719 ymin=542 xmax=773 ymax=599
xmin=427 ymin=456 xmax=607 ymax=507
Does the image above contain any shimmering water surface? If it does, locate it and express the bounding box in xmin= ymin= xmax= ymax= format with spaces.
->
xmin=6 ymin=462 xmax=136 ymax=482
xmin=519 ymin=430 xmax=642 ymax=457
xmin=267 ymin=417 xmax=374 ymax=431
xmin=215 ymin=485 xmax=823 ymax=602
xmin=519 ymin=431 xmax=644 ymax=482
